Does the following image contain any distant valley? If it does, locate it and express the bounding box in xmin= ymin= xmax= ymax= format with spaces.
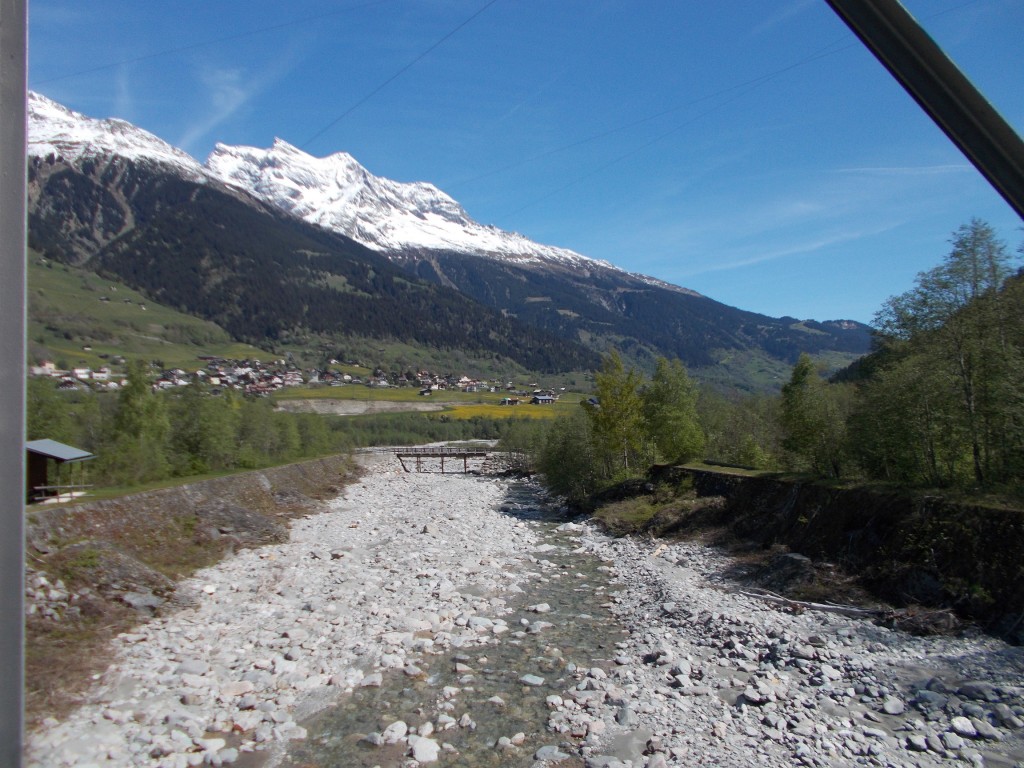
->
xmin=26 ymin=92 xmax=871 ymax=389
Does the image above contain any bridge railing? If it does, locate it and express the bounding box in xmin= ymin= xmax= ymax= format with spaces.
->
xmin=384 ymin=446 xmax=490 ymax=456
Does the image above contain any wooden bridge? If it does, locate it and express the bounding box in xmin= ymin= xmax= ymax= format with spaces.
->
xmin=387 ymin=446 xmax=490 ymax=474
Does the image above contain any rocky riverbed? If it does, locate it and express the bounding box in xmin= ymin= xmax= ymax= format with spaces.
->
xmin=25 ymin=454 xmax=1024 ymax=768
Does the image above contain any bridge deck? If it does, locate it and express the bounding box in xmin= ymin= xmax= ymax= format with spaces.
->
xmin=385 ymin=446 xmax=490 ymax=473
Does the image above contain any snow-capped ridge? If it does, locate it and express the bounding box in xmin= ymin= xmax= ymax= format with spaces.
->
xmin=26 ymin=92 xmax=648 ymax=277
xmin=27 ymin=92 xmax=206 ymax=180
xmin=204 ymin=138 xmax=612 ymax=269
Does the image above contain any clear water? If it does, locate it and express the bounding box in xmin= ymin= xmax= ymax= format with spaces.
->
xmin=272 ymin=481 xmax=625 ymax=767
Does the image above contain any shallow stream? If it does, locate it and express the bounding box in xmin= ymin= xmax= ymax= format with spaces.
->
xmin=270 ymin=481 xmax=625 ymax=767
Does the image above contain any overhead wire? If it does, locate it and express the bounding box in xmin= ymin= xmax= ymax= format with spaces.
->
xmin=34 ymin=0 xmax=987 ymax=213
xmin=299 ymin=0 xmax=501 ymax=150
xmin=34 ymin=0 xmax=397 ymax=86
xmin=498 ymin=42 xmax=860 ymax=215
xmin=491 ymin=0 xmax=987 ymax=215
xmin=449 ymin=37 xmax=855 ymax=193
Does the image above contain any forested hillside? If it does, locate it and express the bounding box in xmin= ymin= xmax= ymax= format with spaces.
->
xmin=28 ymin=156 xmax=601 ymax=374
xmin=402 ymin=248 xmax=870 ymax=382
xmin=27 ymin=148 xmax=868 ymax=391
xmin=504 ymin=220 xmax=1024 ymax=501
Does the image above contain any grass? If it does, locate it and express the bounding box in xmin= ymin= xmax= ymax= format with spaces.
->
xmin=439 ymin=400 xmax=579 ymax=420
xmin=687 ymin=461 xmax=770 ymax=477
xmin=592 ymin=497 xmax=662 ymax=535
xmin=274 ymin=384 xmax=432 ymax=402
xmin=52 ymin=546 xmax=103 ymax=584
xmin=28 ymin=255 xmax=266 ymax=370
xmin=439 ymin=404 xmax=556 ymax=420
xmin=25 ymin=609 xmax=136 ymax=723
xmin=274 ymin=385 xmax=583 ymax=402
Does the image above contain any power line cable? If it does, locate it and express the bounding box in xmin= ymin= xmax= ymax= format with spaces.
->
xmin=450 ymin=37 xmax=854 ymax=192
xmin=496 ymin=0 xmax=986 ymax=215
xmin=300 ymin=0 xmax=501 ymax=150
xmin=506 ymin=80 xmax=775 ymax=217
xmin=35 ymin=0 xmax=397 ymax=86
xmin=500 ymin=44 xmax=857 ymax=215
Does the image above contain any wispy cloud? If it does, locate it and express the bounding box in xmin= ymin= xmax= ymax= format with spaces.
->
xmin=114 ymin=67 xmax=135 ymax=121
xmin=835 ymin=164 xmax=972 ymax=177
xmin=749 ymin=0 xmax=816 ymax=38
xmin=614 ymin=169 xmax=922 ymax=283
xmin=176 ymin=41 xmax=306 ymax=155
xmin=177 ymin=66 xmax=253 ymax=152
xmin=494 ymin=65 xmax=573 ymax=125
xmin=683 ymin=223 xmax=901 ymax=276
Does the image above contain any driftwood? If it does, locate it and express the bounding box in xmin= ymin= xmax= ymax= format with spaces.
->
xmin=739 ymin=588 xmax=960 ymax=635
xmin=738 ymin=588 xmax=882 ymax=618
xmin=881 ymin=606 xmax=960 ymax=635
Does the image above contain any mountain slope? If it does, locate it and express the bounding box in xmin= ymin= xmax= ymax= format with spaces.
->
xmin=27 ymin=254 xmax=266 ymax=370
xmin=206 ymin=139 xmax=621 ymax=272
xmin=26 ymin=96 xmax=601 ymax=374
xmin=27 ymin=93 xmax=871 ymax=386
xmin=204 ymin=137 xmax=870 ymax=379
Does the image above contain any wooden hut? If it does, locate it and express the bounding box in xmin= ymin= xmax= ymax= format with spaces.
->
xmin=25 ymin=439 xmax=94 ymax=504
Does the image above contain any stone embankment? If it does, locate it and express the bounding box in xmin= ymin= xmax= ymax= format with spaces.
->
xmin=27 ymin=453 xmax=357 ymax=559
xmin=24 ymin=455 xmax=1024 ymax=768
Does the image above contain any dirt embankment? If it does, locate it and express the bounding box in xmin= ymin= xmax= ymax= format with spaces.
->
xmin=25 ymin=454 xmax=360 ymax=723
xmin=645 ymin=466 xmax=1024 ymax=643
xmin=28 ymin=455 xmax=360 ymax=574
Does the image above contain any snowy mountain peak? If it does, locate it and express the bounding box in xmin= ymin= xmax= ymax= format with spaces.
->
xmin=27 ymin=92 xmax=206 ymax=180
xmin=204 ymin=139 xmax=608 ymax=269
xmin=28 ymin=92 xmax=623 ymax=272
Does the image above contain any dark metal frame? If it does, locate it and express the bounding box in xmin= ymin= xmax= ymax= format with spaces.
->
xmin=825 ymin=0 xmax=1024 ymax=220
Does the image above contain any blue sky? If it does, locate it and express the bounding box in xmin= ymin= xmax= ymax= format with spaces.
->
xmin=29 ymin=0 xmax=1023 ymax=324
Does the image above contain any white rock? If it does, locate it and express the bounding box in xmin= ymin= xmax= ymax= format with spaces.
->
xmin=382 ymin=720 xmax=408 ymax=744
xmin=408 ymin=735 xmax=440 ymax=763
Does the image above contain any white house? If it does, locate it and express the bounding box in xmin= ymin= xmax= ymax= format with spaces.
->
xmin=30 ymin=361 xmax=58 ymax=377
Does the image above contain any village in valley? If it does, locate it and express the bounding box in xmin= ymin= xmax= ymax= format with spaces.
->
xmin=29 ymin=356 xmax=564 ymax=403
